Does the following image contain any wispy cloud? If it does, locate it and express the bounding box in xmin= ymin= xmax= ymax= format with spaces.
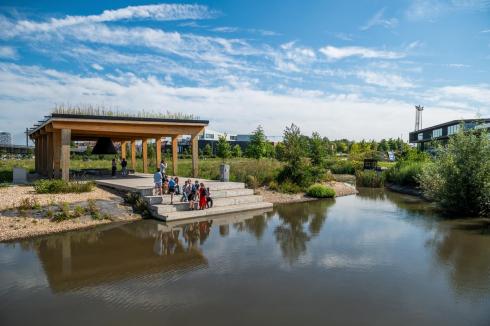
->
xmin=272 ymin=42 xmax=316 ymax=72
xmin=0 ymin=4 xmax=215 ymax=38
xmin=0 ymin=46 xmax=18 ymax=59
xmin=319 ymin=45 xmax=405 ymax=60
xmin=211 ymin=26 xmax=279 ymax=36
xmin=361 ymin=8 xmax=398 ymax=31
xmin=406 ymin=0 xmax=490 ymax=21
xmin=356 ymin=70 xmax=414 ymax=89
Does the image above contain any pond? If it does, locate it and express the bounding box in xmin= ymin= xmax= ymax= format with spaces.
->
xmin=1 ymin=189 xmax=489 ymax=325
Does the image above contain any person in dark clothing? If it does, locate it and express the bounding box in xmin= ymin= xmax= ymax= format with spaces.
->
xmin=111 ymin=158 xmax=117 ymax=177
xmin=206 ymin=187 xmax=213 ymax=208
xmin=121 ymin=158 xmax=128 ymax=176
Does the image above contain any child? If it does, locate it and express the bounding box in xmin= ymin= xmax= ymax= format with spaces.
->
xmin=206 ymin=187 xmax=213 ymax=208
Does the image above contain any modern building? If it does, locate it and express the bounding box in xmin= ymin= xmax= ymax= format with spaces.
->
xmin=0 ymin=131 xmax=12 ymax=145
xmin=409 ymin=118 xmax=490 ymax=150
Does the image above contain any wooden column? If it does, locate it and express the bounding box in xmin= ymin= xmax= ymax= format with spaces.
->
xmin=131 ymin=140 xmax=137 ymax=171
xmin=172 ymin=136 xmax=179 ymax=176
xmin=191 ymin=135 xmax=198 ymax=177
xmin=60 ymin=129 xmax=71 ymax=181
xmin=46 ymin=132 xmax=54 ymax=178
xmin=156 ymin=137 xmax=162 ymax=173
xmin=39 ymin=135 xmax=45 ymax=176
xmin=34 ymin=138 xmax=38 ymax=174
xmin=121 ymin=141 xmax=127 ymax=159
xmin=142 ymin=138 xmax=148 ymax=173
xmin=53 ymin=130 xmax=61 ymax=178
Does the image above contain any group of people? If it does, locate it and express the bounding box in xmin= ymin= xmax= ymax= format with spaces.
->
xmin=153 ymin=160 xmax=212 ymax=210
xmin=111 ymin=157 xmax=128 ymax=177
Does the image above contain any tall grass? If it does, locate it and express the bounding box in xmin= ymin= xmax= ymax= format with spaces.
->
xmin=385 ymin=161 xmax=426 ymax=187
xmin=355 ymin=170 xmax=384 ymax=188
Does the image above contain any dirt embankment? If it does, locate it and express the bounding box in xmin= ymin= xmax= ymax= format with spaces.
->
xmin=0 ymin=185 xmax=140 ymax=242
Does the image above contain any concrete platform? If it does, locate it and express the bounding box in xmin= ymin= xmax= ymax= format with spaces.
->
xmin=95 ymin=174 xmax=273 ymax=222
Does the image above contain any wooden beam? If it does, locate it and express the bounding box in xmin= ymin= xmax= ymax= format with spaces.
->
xmin=191 ymin=135 xmax=198 ymax=177
xmin=142 ymin=139 xmax=148 ymax=173
xmin=34 ymin=139 xmax=38 ymax=174
xmin=39 ymin=135 xmax=45 ymax=176
xmin=51 ymin=121 xmax=203 ymax=137
xmin=156 ymin=137 xmax=162 ymax=174
xmin=60 ymin=129 xmax=71 ymax=181
xmin=131 ymin=140 xmax=137 ymax=171
xmin=53 ymin=130 xmax=61 ymax=178
xmin=172 ymin=136 xmax=179 ymax=176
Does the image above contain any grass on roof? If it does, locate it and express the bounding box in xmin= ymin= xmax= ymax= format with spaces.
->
xmin=52 ymin=104 xmax=199 ymax=120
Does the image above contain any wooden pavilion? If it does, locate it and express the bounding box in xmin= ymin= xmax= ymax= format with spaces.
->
xmin=29 ymin=113 xmax=209 ymax=180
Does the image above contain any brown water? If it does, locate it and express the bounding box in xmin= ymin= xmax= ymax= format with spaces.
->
xmin=1 ymin=189 xmax=489 ymax=326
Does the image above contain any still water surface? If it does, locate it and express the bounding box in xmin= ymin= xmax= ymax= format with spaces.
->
xmin=1 ymin=189 xmax=489 ymax=325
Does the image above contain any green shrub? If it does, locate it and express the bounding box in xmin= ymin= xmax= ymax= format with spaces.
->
xmin=419 ymin=129 xmax=490 ymax=216
xmin=52 ymin=202 xmax=72 ymax=222
xmin=86 ymin=199 xmax=101 ymax=219
xmin=279 ymin=181 xmax=303 ymax=194
xmin=268 ymin=180 xmax=279 ymax=191
xmin=246 ymin=175 xmax=259 ymax=189
xmin=34 ymin=179 xmax=95 ymax=194
xmin=18 ymin=197 xmax=41 ymax=211
xmin=355 ymin=170 xmax=384 ymax=188
xmin=72 ymin=205 xmax=84 ymax=217
xmin=306 ymin=184 xmax=335 ymax=198
xmin=385 ymin=161 xmax=426 ymax=187
xmin=327 ymin=160 xmax=361 ymax=175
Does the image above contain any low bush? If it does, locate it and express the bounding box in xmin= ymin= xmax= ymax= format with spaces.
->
xmin=246 ymin=175 xmax=259 ymax=189
xmin=86 ymin=199 xmax=101 ymax=220
xmin=268 ymin=180 xmax=279 ymax=191
xmin=306 ymin=184 xmax=335 ymax=198
xmin=52 ymin=202 xmax=72 ymax=222
xmin=34 ymin=179 xmax=95 ymax=194
xmin=279 ymin=180 xmax=303 ymax=194
xmin=18 ymin=197 xmax=41 ymax=211
xmin=355 ymin=170 xmax=384 ymax=188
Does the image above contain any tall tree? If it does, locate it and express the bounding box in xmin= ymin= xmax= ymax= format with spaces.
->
xmin=216 ymin=135 xmax=232 ymax=162
xmin=309 ymin=132 xmax=326 ymax=166
xmin=247 ymin=125 xmax=267 ymax=159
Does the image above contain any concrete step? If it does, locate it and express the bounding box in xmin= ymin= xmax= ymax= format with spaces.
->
xmin=153 ymin=195 xmax=264 ymax=214
xmin=144 ymin=188 xmax=255 ymax=205
xmin=158 ymin=202 xmax=274 ymax=221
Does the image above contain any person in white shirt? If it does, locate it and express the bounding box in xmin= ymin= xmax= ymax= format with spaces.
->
xmin=160 ymin=159 xmax=167 ymax=178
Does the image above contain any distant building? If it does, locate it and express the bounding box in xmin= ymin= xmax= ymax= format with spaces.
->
xmin=0 ymin=131 xmax=11 ymax=145
xmin=409 ymin=118 xmax=490 ymax=150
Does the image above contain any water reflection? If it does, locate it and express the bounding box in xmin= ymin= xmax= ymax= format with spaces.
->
xmin=274 ymin=200 xmax=335 ymax=264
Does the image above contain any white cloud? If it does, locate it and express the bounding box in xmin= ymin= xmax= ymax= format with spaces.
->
xmin=427 ymin=84 xmax=490 ymax=106
xmin=361 ymin=8 xmax=398 ymax=31
xmin=272 ymin=42 xmax=316 ymax=72
xmin=0 ymin=46 xmax=17 ymax=59
xmin=319 ymin=45 xmax=405 ymax=60
xmin=3 ymin=4 xmax=214 ymax=36
xmin=356 ymin=70 xmax=414 ymax=89
xmin=481 ymin=29 xmax=490 ymax=33
xmin=0 ymin=63 xmax=478 ymax=145
xmin=91 ymin=63 xmax=104 ymax=71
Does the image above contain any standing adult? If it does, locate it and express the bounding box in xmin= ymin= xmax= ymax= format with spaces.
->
xmin=111 ymin=158 xmax=117 ymax=177
xmin=160 ymin=159 xmax=168 ymax=178
xmin=168 ymin=177 xmax=176 ymax=204
xmin=121 ymin=158 xmax=128 ymax=176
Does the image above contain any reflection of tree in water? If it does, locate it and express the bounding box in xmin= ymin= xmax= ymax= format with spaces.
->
xmin=430 ymin=220 xmax=490 ymax=296
xmin=232 ymin=214 xmax=273 ymax=240
xmin=274 ymin=200 xmax=334 ymax=264
xmin=182 ymin=221 xmax=213 ymax=249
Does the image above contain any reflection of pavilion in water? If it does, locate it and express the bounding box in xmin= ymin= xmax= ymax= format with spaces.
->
xmin=36 ymin=209 xmax=271 ymax=293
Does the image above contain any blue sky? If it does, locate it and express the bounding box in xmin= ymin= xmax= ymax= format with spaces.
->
xmin=0 ymin=0 xmax=489 ymax=144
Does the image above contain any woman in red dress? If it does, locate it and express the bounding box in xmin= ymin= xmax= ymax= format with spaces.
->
xmin=198 ymin=183 xmax=207 ymax=210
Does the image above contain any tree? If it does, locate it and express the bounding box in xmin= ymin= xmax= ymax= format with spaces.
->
xmin=309 ymin=132 xmax=326 ymax=166
xmin=216 ymin=134 xmax=232 ymax=162
xmin=232 ymin=144 xmax=242 ymax=158
xmin=419 ymin=128 xmax=490 ymax=216
xmin=264 ymin=142 xmax=276 ymax=158
xmin=279 ymin=124 xmax=312 ymax=186
xmin=275 ymin=142 xmax=286 ymax=161
xmin=203 ymin=143 xmax=213 ymax=157
xmin=247 ymin=125 xmax=267 ymax=159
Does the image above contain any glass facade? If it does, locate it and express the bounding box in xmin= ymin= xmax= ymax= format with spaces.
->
xmin=447 ymin=124 xmax=459 ymax=135
xmin=432 ymin=128 xmax=442 ymax=138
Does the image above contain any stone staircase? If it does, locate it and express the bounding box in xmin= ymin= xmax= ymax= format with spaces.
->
xmin=143 ymin=181 xmax=272 ymax=221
